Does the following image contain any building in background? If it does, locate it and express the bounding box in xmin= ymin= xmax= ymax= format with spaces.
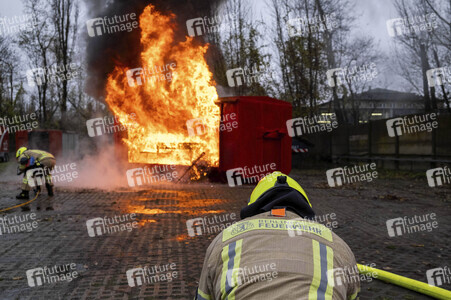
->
xmin=318 ymin=88 xmax=445 ymax=123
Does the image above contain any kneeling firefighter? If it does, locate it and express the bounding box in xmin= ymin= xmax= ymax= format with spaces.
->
xmin=195 ymin=171 xmax=360 ymax=300
xmin=16 ymin=147 xmax=56 ymax=201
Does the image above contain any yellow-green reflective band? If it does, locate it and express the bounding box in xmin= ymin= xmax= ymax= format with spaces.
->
xmin=308 ymin=240 xmax=334 ymax=300
xmin=349 ymin=290 xmax=359 ymax=300
xmin=222 ymin=219 xmax=333 ymax=242
xmin=197 ymin=288 xmax=211 ymax=300
xmin=23 ymin=177 xmax=28 ymax=184
xmin=231 ymin=239 xmax=242 ymax=299
xmin=309 ymin=240 xmax=321 ymax=300
xmin=325 ymin=245 xmax=334 ymax=299
xmin=220 ymin=239 xmax=243 ymax=300
xmin=220 ymin=244 xmax=229 ymax=298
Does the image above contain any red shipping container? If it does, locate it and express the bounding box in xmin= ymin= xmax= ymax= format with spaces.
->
xmin=218 ymin=96 xmax=292 ymax=177
xmin=15 ymin=130 xmax=63 ymax=158
xmin=113 ymin=96 xmax=293 ymax=179
xmin=15 ymin=130 xmax=28 ymax=149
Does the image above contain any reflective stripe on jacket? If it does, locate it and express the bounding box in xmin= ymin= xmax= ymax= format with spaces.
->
xmin=196 ymin=211 xmax=360 ymax=300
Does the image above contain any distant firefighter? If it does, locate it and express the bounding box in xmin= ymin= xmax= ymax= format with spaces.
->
xmin=16 ymin=147 xmax=56 ymax=209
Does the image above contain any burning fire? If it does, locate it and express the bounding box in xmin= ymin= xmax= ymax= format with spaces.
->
xmin=105 ymin=5 xmax=220 ymax=166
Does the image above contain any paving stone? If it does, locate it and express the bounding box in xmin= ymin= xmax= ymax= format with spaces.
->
xmin=0 ymin=169 xmax=449 ymax=299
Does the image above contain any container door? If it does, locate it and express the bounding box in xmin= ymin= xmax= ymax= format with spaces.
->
xmin=261 ymin=104 xmax=284 ymax=170
xmin=260 ymin=100 xmax=292 ymax=174
xmin=29 ymin=131 xmax=50 ymax=152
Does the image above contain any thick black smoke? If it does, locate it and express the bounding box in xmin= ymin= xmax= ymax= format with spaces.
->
xmin=84 ymin=0 xmax=225 ymax=100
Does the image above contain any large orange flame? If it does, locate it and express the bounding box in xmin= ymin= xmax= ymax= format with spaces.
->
xmin=105 ymin=5 xmax=220 ymax=166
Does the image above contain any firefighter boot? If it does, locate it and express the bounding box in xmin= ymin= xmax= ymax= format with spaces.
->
xmin=16 ymin=190 xmax=29 ymax=200
xmin=46 ymin=183 xmax=54 ymax=197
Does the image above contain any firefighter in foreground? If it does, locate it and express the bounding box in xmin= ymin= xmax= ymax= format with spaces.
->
xmin=196 ymin=171 xmax=360 ymax=300
xmin=16 ymin=147 xmax=56 ymax=210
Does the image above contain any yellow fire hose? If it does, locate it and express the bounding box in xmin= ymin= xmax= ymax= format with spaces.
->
xmin=0 ymin=190 xmax=41 ymax=212
xmin=358 ymin=264 xmax=451 ymax=299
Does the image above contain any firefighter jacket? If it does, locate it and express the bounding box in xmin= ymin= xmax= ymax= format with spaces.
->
xmin=18 ymin=149 xmax=55 ymax=171
xmin=196 ymin=210 xmax=360 ymax=300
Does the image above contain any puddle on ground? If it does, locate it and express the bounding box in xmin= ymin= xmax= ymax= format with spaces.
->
xmin=137 ymin=219 xmax=157 ymax=226
xmin=175 ymin=234 xmax=188 ymax=241
xmin=128 ymin=205 xmax=225 ymax=216
xmin=132 ymin=198 xmax=227 ymax=208
xmin=184 ymin=209 xmax=226 ymax=215
xmin=181 ymin=198 xmax=227 ymax=205
xmin=148 ymin=190 xmax=197 ymax=197
xmin=129 ymin=207 xmax=182 ymax=215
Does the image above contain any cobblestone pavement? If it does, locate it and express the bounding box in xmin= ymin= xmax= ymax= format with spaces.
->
xmin=0 ymin=168 xmax=450 ymax=299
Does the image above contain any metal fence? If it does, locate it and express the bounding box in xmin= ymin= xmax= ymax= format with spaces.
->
xmin=301 ymin=113 xmax=451 ymax=170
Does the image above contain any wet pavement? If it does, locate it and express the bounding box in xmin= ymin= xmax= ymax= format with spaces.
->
xmin=0 ymin=168 xmax=450 ymax=299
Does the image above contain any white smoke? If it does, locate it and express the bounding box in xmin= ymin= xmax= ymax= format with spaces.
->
xmin=60 ymin=136 xmax=129 ymax=189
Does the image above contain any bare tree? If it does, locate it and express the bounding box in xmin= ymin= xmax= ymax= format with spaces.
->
xmin=18 ymin=0 xmax=54 ymax=126
xmin=50 ymin=0 xmax=79 ymax=130
xmin=212 ymin=0 xmax=273 ymax=96
xmin=269 ymin=0 xmax=361 ymax=122
xmin=0 ymin=35 xmax=29 ymax=118
xmin=391 ymin=0 xmax=450 ymax=112
xmin=340 ymin=36 xmax=381 ymax=124
xmin=0 ymin=35 xmax=16 ymax=113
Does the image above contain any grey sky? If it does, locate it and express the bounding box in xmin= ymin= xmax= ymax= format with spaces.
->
xmin=1 ymin=0 xmax=399 ymax=51
xmin=0 ymin=0 xmax=24 ymax=17
xmin=1 ymin=0 xmax=410 ymax=91
xmin=352 ymin=0 xmax=397 ymax=50
xmin=249 ymin=0 xmax=405 ymax=91
xmin=250 ymin=0 xmax=398 ymax=51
